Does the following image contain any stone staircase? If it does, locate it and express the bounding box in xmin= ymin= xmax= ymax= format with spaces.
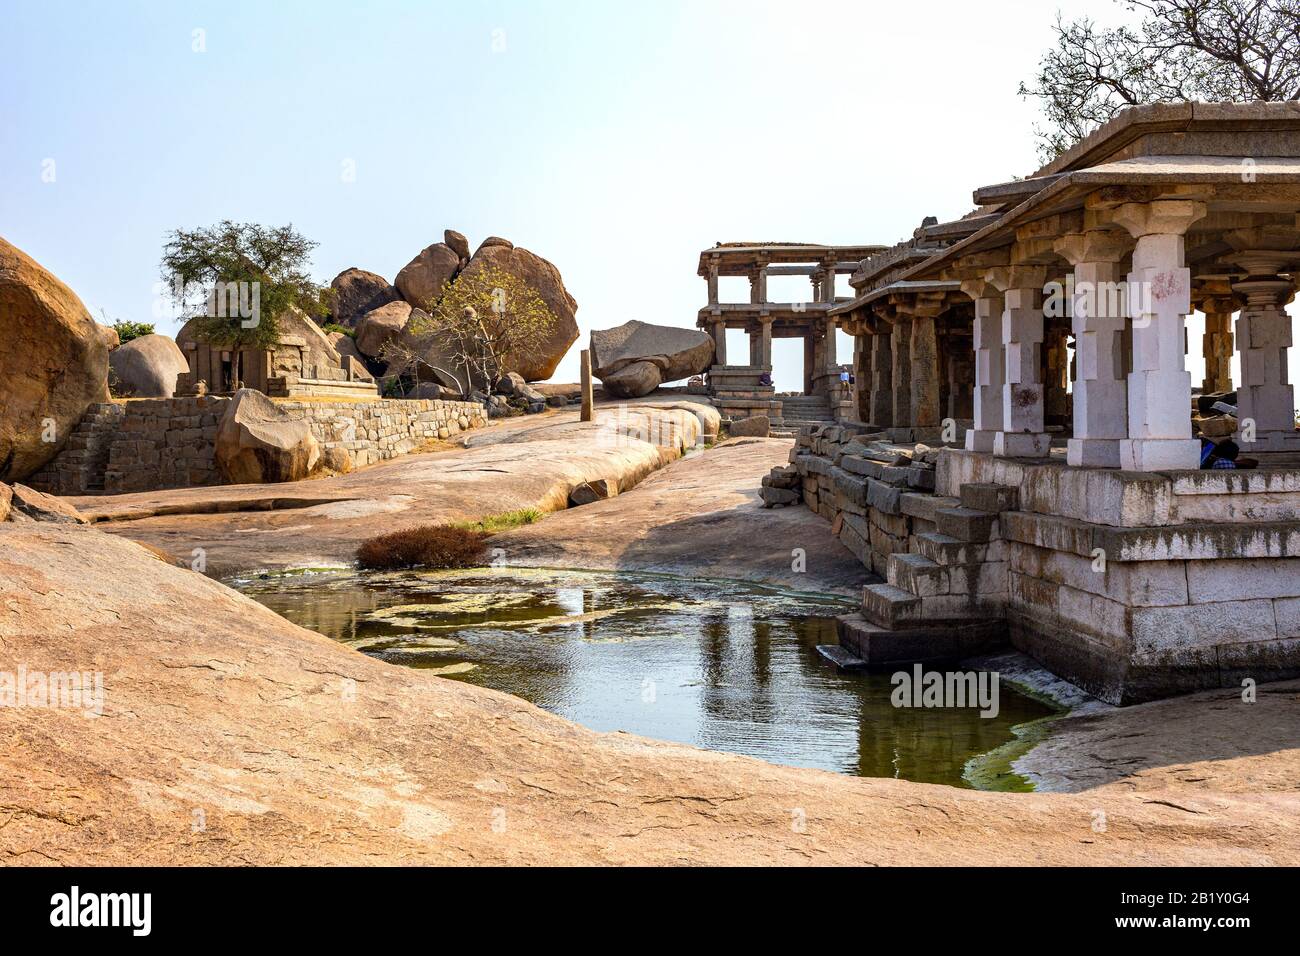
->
xmin=25 ymin=403 xmax=124 ymax=495
xmin=773 ymin=395 xmax=835 ymax=437
xmin=830 ymin=482 xmax=1015 ymax=669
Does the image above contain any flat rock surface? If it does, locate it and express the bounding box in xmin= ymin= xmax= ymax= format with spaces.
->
xmin=2 ymin=523 xmax=1296 ymax=865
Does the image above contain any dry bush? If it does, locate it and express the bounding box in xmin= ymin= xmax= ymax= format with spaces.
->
xmin=356 ymin=524 xmax=489 ymax=570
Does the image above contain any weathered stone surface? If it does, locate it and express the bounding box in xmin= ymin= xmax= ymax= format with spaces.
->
xmin=458 ymin=242 xmax=579 ymax=381
xmin=8 ymin=482 xmax=86 ymax=523
xmin=569 ymin=478 xmax=618 ymax=506
xmin=395 ymin=242 xmax=461 ymax=310
xmin=0 ymin=482 xmax=10 ymax=521
xmin=728 ymin=415 xmax=770 ymax=438
xmin=444 ymin=229 xmax=471 ymax=260
xmin=325 ymin=332 xmax=374 ymax=381
xmin=329 ymin=268 xmax=400 ymax=327
xmin=602 ymin=361 xmax=663 ymax=398
xmin=590 ymin=320 xmax=714 ymax=397
xmin=215 ymin=389 xmax=321 ymax=484
xmin=355 ymin=301 xmax=413 ymax=359
xmin=109 ymin=333 xmax=189 ymax=398
xmin=0 ymin=236 xmax=116 ymax=482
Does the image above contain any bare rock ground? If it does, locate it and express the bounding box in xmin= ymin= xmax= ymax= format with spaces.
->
xmin=1 ymin=523 xmax=1296 ymax=865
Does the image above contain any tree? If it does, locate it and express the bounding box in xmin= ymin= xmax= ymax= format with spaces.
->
xmin=383 ymin=265 xmax=557 ymax=395
xmin=106 ymin=315 xmax=154 ymax=344
xmin=160 ymin=221 xmax=329 ymax=388
xmin=1021 ymin=1 xmax=1300 ymax=160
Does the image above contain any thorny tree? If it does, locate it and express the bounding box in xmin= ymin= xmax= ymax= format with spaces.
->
xmin=383 ymin=265 xmax=556 ymax=395
xmin=1021 ymin=0 xmax=1300 ymax=160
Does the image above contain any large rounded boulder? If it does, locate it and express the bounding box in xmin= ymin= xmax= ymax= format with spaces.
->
xmin=590 ymin=320 xmax=715 ymax=398
xmin=458 ymin=242 xmax=579 ymax=381
xmin=109 ymin=333 xmax=189 ymax=398
xmin=355 ymin=300 xmax=413 ymax=359
xmin=0 ymin=237 xmax=116 ymax=482
xmin=329 ymin=268 xmax=401 ymax=327
xmin=215 ymin=389 xmax=320 ymax=484
xmin=395 ymin=243 xmax=461 ymax=310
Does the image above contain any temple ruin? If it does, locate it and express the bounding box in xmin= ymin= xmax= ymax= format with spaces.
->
xmin=758 ymin=103 xmax=1300 ymax=704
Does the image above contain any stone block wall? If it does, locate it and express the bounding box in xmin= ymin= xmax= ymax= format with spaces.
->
xmin=37 ymin=396 xmax=489 ymax=494
xmin=104 ymin=396 xmax=231 ymax=493
xmin=276 ymin=399 xmax=488 ymax=469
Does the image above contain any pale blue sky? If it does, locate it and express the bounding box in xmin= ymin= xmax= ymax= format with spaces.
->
xmin=3 ymin=0 xmax=1189 ymax=390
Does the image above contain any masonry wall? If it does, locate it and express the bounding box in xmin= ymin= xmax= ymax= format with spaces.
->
xmin=35 ymin=396 xmax=488 ymax=495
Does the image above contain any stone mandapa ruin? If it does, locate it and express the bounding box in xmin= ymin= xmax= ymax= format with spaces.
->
xmin=748 ymin=103 xmax=1300 ymax=705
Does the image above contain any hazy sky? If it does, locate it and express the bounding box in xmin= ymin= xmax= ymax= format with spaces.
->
xmin=2 ymin=0 xmax=1247 ymax=391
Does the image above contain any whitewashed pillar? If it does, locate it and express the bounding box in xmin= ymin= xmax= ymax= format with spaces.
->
xmin=1110 ymin=200 xmax=1207 ymax=471
xmin=961 ymin=276 xmax=1005 ymax=453
xmin=1232 ymin=254 xmax=1298 ymax=452
xmin=994 ymin=266 xmax=1051 ymax=458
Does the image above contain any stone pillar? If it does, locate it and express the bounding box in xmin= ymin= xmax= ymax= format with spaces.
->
xmin=1043 ymin=321 xmax=1071 ymax=426
xmin=758 ymin=317 xmax=773 ymax=368
xmin=947 ymin=336 xmax=974 ymax=420
xmin=710 ymin=319 xmax=727 ymax=366
xmin=1201 ymin=299 xmax=1235 ymax=395
xmin=748 ymin=330 xmax=760 ymax=366
xmin=1232 ymin=254 xmax=1297 ymax=452
xmin=1109 ymin=200 xmax=1205 ymax=471
xmin=907 ymin=306 xmax=942 ymax=434
xmin=580 ymin=349 xmax=594 ymax=422
xmin=869 ymin=327 xmax=893 ymax=427
xmin=707 ymin=262 xmax=719 ymax=306
xmin=803 ymin=335 xmax=816 ymax=394
xmin=995 ymin=269 xmax=1051 ymax=458
xmin=1054 ymin=230 xmax=1130 ymax=468
xmin=854 ymin=332 xmax=872 ymax=422
xmin=892 ymin=315 xmax=912 ymax=429
xmin=962 ymin=279 xmax=1005 ymax=453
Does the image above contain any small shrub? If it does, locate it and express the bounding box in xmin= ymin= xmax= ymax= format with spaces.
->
xmin=110 ymin=317 xmax=155 ymax=344
xmin=322 ymin=322 xmax=355 ymax=339
xmin=356 ymin=524 xmax=488 ymax=570
xmin=454 ymin=508 xmax=542 ymax=533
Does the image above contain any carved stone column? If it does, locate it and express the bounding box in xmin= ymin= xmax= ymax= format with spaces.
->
xmin=1054 ymin=229 xmax=1131 ymax=467
xmin=868 ymin=318 xmax=893 ymax=428
xmin=995 ymin=265 xmax=1051 ymax=458
xmin=1200 ymin=298 xmax=1236 ymax=395
xmin=892 ymin=313 xmax=913 ymax=431
xmin=961 ymin=276 xmax=1006 ymax=454
xmin=1110 ymin=199 xmax=1207 ymax=471
xmin=1232 ymin=253 xmax=1298 ymax=452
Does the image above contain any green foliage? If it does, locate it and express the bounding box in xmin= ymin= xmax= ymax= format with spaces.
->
xmin=322 ymin=322 xmax=356 ymax=339
xmin=356 ymin=524 xmax=489 ymax=570
xmin=109 ymin=317 xmax=155 ymax=344
xmin=395 ymin=265 xmax=558 ymax=392
xmin=452 ymin=508 xmax=543 ymax=534
xmin=159 ymin=221 xmax=327 ymax=351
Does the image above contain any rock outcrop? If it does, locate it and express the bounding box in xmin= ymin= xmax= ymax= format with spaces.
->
xmin=458 ymin=242 xmax=579 ymax=381
xmin=6 ymin=482 xmax=87 ymax=523
xmin=329 ymin=268 xmax=401 ymax=327
xmin=355 ymin=301 xmax=413 ymax=359
xmin=325 ymin=332 xmax=374 ymax=381
xmin=0 ymin=237 xmax=116 ymax=482
xmin=214 ymin=389 xmax=321 ymax=484
xmin=395 ymin=242 xmax=460 ymax=310
xmin=109 ymin=333 xmax=189 ymax=398
xmin=590 ymin=320 xmax=715 ymax=398
xmin=443 ymin=229 xmax=471 ymax=261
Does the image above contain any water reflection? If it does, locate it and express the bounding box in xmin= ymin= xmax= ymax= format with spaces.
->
xmin=235 ymin=567 xmax=1055 ymax=789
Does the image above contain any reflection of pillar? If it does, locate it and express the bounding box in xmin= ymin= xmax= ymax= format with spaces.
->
xmin=1232 ymin=255 xmax=1297 ymax=452
xmin=963 ymin=280 xmax=1005 ymax=453
xmin=995 ymin=267 xmax=1050 ymax=458
xmin=1201 ymin=303 xmax=1235 ymax=395
xmin=869 ymin=328 xmax=893 ymax=427
xmin=1055 ymin=230 xmax=1131 ymax=468
xmin=1111 ymin=200 xmax=1206 ymax=471
xmin=892 ymin=315 xmax=912 ymax=429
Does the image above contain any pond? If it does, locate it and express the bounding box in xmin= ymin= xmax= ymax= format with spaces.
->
xmin=235 ymin=566 xmax=1059 ymax=790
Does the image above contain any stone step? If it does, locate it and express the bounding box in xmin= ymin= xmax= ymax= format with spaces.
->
xmin=835 ymin=614 xmax=1008 ymax=668
xmin=814 ymin=643 xmax=868 ymax=672
xmin=934 ymin=506 xmax=1000 ymax=543
xmin=888 ymin=550 xmax=1010 ymax=598
xmin=886 ymin=552 xmax=946 ymax=597
xmin=861 ymin=583 xmax=922 ymax=626
xmin=911 ymin=531 xmax=1004 ymax=567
